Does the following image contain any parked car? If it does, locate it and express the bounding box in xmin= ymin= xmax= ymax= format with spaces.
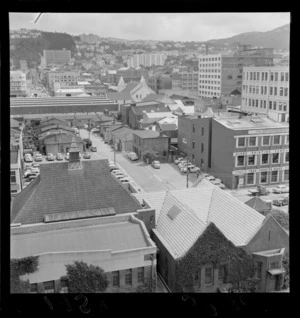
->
xmin=56 ymin=153 xmax=63 ymax=161
xmin=83 ymin=152 xmax=91 ymax=159
xmin=34 ymin=154 xmax=43 ymax=162
xmin=46 ymin=153 xmax=55 ymax=161
xmin=24 ymin=169 xmax=34 ymax=178
xmin=24 ymin=174 xmax=38 ymax=181
xmin=30 ymin=167 xmax=40 ymax=174
xmin=189 ymin=166 xmax=200 ymax=173
xmin=128 ymin=152 xmax=138 ymax=161
xmin=24 ymin=154 xmax=33 ymax=162
xmin=211 ymin=181 xmax=226 ymax=189
xmin=111 ymin=169 xmax=123 ymax=175
xmin=151 ymin=160 xmax=160 ymax=169
xmin=273 ymin=185 xmax=289 ymax=194
xmin=32 ymin=162 xmax=40 ymax=168
xmin=272 ymin=196 xmax=289 ymax=206
xmin=115 ymin=174 xmax=126 ymax=179
xmin=174 ymin=157 xmax=185 ymax=164
xmin=205 ymin=175 xmax=216 ymax=181
xmin=65 ymin=153 xmax=69 ymax=160
xmin=90 ymin=146 xmax=97 ymax=152
xmin=119 ymin=177 xmax=131 ymax=183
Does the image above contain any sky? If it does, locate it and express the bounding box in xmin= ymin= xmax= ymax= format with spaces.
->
xmin=9 ymin=13 xmax=290 ymax=42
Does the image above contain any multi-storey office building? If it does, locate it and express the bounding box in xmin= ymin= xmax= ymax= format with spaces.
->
xmin=48 ymin=71 xmax=80 ymax=89
xmin=10 ymin=70 xmax=28 ymax=97
xmin=171 ymin=72 xmax=198 ymax=92
xmin=42 ymin=49 xmax=71 ymax=67
xmin=241 ymin=66 xmax=289 ymax=122
xmin=198 ymin=46 xmax=274 ymax=98
xmin=127 ymin=54 xmax=167 ymax=68
xmin=211 ymin=116 xmax=289 ymax=189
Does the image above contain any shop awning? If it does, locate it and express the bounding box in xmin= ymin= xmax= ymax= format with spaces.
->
xmin=267 ymin=268 xmax=286 ymax=275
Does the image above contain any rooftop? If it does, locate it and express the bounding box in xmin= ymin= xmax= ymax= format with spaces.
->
xmin=11 ymin=215 xmax=152 ymax=259
xmin=244 ymin=197 xmax=272 ymax=213
xmin=107 ymin=91 xmax=132 ymax=101
xmin=131 ymin=104 xmax=170 ymax=116
xmin=11 ymin=159 xmax=142 ymax=225
xmin=132 ymin=130 xmax=162 ymax=139
xmin=135 ymin=179 xmax=265 ymax=258
xmin=214 ymin=116 xmax=289 ymax=130
xmin=10 ymin=149 xmax=19 ymax=164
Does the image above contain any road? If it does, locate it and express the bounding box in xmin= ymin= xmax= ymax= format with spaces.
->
xmin=79 ymin=129 xmax=198 ymax=192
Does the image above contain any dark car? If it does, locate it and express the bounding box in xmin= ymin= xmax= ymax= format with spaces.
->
xmin=90 ymin=146 xmax=97 ymax=152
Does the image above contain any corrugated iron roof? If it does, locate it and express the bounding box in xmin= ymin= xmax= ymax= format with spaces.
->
xmin=11 ymin=219 xmax=150 ymax=259
xmin=244 ymin=197 xmax=272 ymax=213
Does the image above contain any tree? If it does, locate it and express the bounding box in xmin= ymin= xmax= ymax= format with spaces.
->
xmin=61 ymin=261 xmax=109 ymax=293
xmin=11 ymin=256 xmax=39 ymax=293
xmin=271 ymin=209 xmax=289 ymax=230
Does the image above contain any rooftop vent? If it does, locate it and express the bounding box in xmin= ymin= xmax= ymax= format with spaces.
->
xmin=167 ymin=205 xmax=181 ymax=220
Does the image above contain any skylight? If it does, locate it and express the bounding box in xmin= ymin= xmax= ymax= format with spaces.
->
xmin=167 ymin=205 xmax=181 ymax=220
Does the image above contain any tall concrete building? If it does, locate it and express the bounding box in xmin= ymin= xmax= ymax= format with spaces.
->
xmin=47 ymin=70 xmax=80 ymax=89
xmin=42 ymin=49 xmax=71 ymax=67
xmin=127 ymin=53 xmax=167 ymax=68
xmin=172 ymin=71 xmax=198 ymax=93
xmin=241 ymin=66 xmax=289 ymax=122
xmin=198 ymin=46 xmax=274 ymax=98
xmin=10 ymin=70 xmax=28 ymax=97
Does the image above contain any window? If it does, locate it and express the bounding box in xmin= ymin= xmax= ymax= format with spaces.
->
xmin=218 ymin=265 xmax=226 ymax=283
xmin=247 ymin=172 xmax=255 ymax=185
xmin=261 ymin=86 xmax=263 ymax=95
xmin=284 ymin=87 xmax=288 ymax=97
xmin=260 ymin=171 xmax=268 ymax=184
xmin=273 ymin=135 xmax=281 ymax=145
xmin=249 ymin=137 xmax=257 ymax=147
xmin=262 ymin=136 xmax=270 ymax=146
xmin=125 ymin=269 xmax=132 ymax=285
xmin=192 ymin=141 xmax=195 ymax=149
xmin=280 ymin=87 xmax=284 ymax=96
xmin=253 ymin=72 xmax=256 ymax=81
xmin=272 ymin=153 xmax=279 ymax=164
xmin=275 ymin=72 xmax=278 ymax=81
xmin=201 ymin=127 xmax=204 ymax=136
xmin=250 ymin=72 xmax=253 ymax=80
xmin=265 ymin=72 xmax=268 ymax=81
xmin=201 ymin=143 xmax=204 ymax=153
xmin=278 ymin=102 xmax=282 ymax=111
xmin=285 ymin=72 xmax=289 ymax=82
xmin=10 ymin=171 xmax=16 ymax=183
xmin=255 ymin=262 xmax=263 ymax=279
xmin=112 ymin=271 xmax=120 ymax=287
xmin=274 ymin=87 xmax=277 ymax=95
xmin=269 ymin=101 xmax=272 ymax=110
xmin=60 ymin=279 xmax=68 ymax=293
xmin=236 ymin=156 xmax=245 ymax=167
xmin=192 ymin=124 xmax=195 ymax=133
xmin=205 ymin=267 xmax=213 ymax=285
xmin=261 ymin=154 xmax=269 ymax=165
xmin=283 ymin=169 xmax=289 ymax=181
xmin=284 ymin=152 xmax=289 ymax=163
xmin=270 ymin=87 xmax=273 ymax=95
xmin=271 ymin=170 xmax=279 ymax=183
xmin=30 ymin=284 xmax=38 ymax=293
xmin=237 ymin=137 xmax=246 ymax=147
xmin=264 ymin=86 xmax=267 ymax=94
xmin=285 ymin=135 xmax=289 ymax=145
xmin=262 ymin=72 xmax=264 ymax=81
xmin=270 ymin=72 xmax=274 ymax=81
xmin=257 ymin=72 xmax=260 ymax=81
xmin=264 ymin=100 xmax=266 ymax=108
xmin=137 ymin=267 xmax=144 ymax=283
xmin=248 ymin=155 xmax=256 ymax=166
xmin=280 ymin=72 xmax=284 ymax=81
xmin=44 ymin=281 xmax=55 ymax=293
xmin=273 ymin=101 xmax=277 ymax=110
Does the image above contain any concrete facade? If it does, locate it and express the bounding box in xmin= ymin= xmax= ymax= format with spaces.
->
xmin=241 ymin=66 xmax=289 ymax=122
xmin=211 ymin=118 xmax=289 ymax=189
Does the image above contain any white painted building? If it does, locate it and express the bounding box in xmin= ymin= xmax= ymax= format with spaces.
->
xmin=10 ymin=70 xmax=28 ymax=97
xmin=127 ymin=53 xmax=167 ymax=68
xmin=241 ymin=66 xmax=289 ymax=122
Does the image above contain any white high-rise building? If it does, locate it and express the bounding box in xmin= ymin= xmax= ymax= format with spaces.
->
xmin=241 ymin=66 xmax=289 ymax=122
xmin=10 ymin=70 xmax=27 ymax=97
xmin=127 ymin=53 xmax=167 ymax=68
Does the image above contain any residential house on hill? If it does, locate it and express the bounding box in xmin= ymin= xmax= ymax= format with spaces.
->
xmin=11 ymin=143 xmax=157 ymax=293
xmin=133 ymin=179 xmax=289 ymax=292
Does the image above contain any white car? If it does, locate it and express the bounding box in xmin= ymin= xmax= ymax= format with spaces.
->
xmin=115 ymin=174 xmax=126 ymax=179
xmin=189 ymin=166 xmax=200 ymax=173
xmin=174 ymin=157 xmax=185 ymax=164
xmin=128 ymin=152 xmax=138 ymax=161
xmin=32 ymin=163 xmax=40 ymax=168
xmin=119 ymin=177 xmax=131 ymax=183
xmin=205 ymin=175 xmax=216 ymax=181
xmin=273 ymin=185 xmax=289 ymax=194
xmin=24 ymin=155 xmax=33 ymax=162
xmin=30 ymin=167 xmax=40 ymax=174
xmin=211 ymin=178 xmax=222 ymax=184
xmin=111 ymin=169 xmax=123 ymax=175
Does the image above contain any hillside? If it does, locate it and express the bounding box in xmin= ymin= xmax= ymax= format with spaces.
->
xmin=10 ymin=31 xmax=76 ymax=68
xmin=208 ymin=24 xmax=290 ymax=50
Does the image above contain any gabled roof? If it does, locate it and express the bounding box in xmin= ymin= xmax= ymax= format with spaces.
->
xmin=11 ymin=159 xmax=141 ymax=225
xmin=131 ymin=104 xmax=170 ymax=116
xmin=110 ymin=127 xmax=134 ymax=139
xmin=244 ymin=197 xmax=272 ymax=213
xmin=120 ymin=82 xmax=140 ymax=94
xmin=133 ymin=130 xmax=162 ymax=139
xmin=43 ymin=134 xmax=83 ymax=145
xmin=136 ymin=179 xmax=265 ymax=258
xmin=141 ymin=93 xmax=162 ymax=102
xmin=107 ymin=91 xmax=132 ymax=101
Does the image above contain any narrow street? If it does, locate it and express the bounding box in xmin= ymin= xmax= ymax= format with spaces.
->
xmin=79 ymin=129 xmax=196 ymax=192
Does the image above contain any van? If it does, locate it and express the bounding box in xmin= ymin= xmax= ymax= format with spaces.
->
xmin=128 ymin=152 xmax=138 ymax=161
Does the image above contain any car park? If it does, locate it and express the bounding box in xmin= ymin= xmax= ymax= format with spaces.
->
xmin=83 ymin=152 xmax=91 ymax=159
xmin=273 ymin=185 xmax=289 ymax=194
xmin=90 ymin=146 xmax=97 ymax=152
xmin=56 ymin=153 xmax=64 ymax=161
xmin=46 ymin=153 xmax=55 ymax=161
xmin=151 ymin=160 xmax=160 ymax=169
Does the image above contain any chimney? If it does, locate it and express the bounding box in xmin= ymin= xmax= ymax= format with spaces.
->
xmin=68 ymin=136 xmax=82 ymax=170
